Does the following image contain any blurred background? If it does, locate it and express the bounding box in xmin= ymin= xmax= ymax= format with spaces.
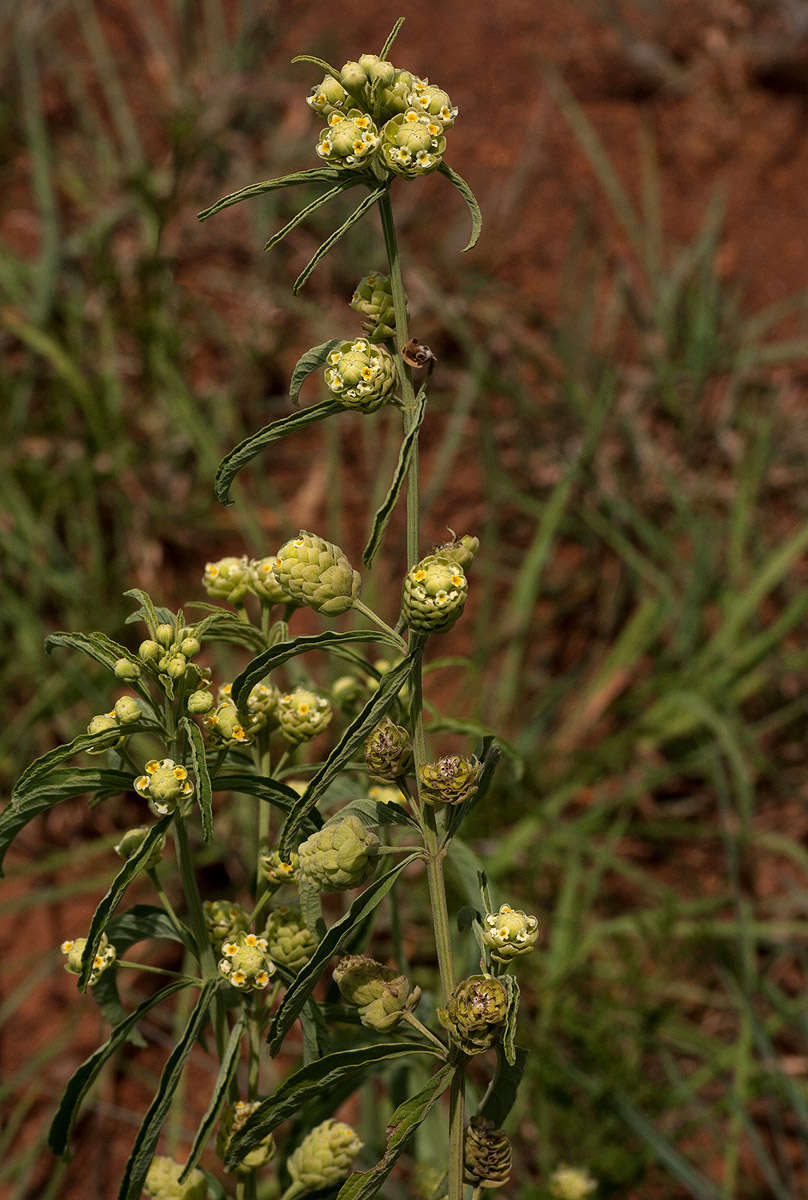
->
xmin=3 ymin=1 xmax=808 ymax=1196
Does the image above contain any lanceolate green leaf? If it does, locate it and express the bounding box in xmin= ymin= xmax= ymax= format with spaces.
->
xmin=231 ymin=630 xmax=400 ymax=710
xmin=290 ymin=54 xmax=342 ymax=84
xmin=180 ymin=717 xmax=213 ymax=842
xmin=117 ymin=981 xmax=219 ymax=1200
xmin=44 ymin=631 xmax=153 ymax=703
xmin=289 ymin=339 xmax=343 ymax=407
xmin=122 ymin=588 xmax=159 ymax=636
xmin=197 ymin=167 xmax=343 ymax=221
xmin=214 ymin=773 xmax=322 ymax=832
xmin=12 ymin=721 xmax=159 ymax=800
xmin=49 ymin=979 xmax=189 ymax=1156
xmin=337 ymin=1064 xmax=455 ymax=1200
xmin=437 ymin=162 xmax=482 ymax=252
xmin=267 ymin=854 xmax=420 ymax=1055
xmin=181 ymin=1014 xmax=247 ymax=1180
xmin=265 ymin=185 xmax=356 ymax=253
xmin=363 ymin=384 xmax=428 ymax=566
xmin=479 ymin=1046 xmax=528 ymax=1128
xmin=78 ymin=817 xmax=174 ymax=990
xmin=501 ymin=975 xmax=520 ymax=1067
xmin=190 ymin=609 xmax=267 ymax=651
xmin=293 ymin=185 xmax=388 ymax=294
xmin=379 ymin=17 xmax=405 ymax=59
xmin=215 ymin=398 xmax=345 ymax=506
xmin=0 ymin=768 xmax=131 ymax=875
xmin=227 ymin=1042 xmax=439 ymax=1167
xmin=279 ymin=654 xmax=417 ymax=854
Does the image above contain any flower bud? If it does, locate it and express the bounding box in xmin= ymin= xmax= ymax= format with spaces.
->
xmin=278 ymin=689 xmax=333 ymax=744
xmin=203 ymin=899 xmax=250 ymax=948
xmin=133 ymin=758 xmax=194 ymax=817
xmin=203 ymin=555 xmax=252 ymax=604
xmin=249 ymin=556 xmax=293 ymax=605
xmin=114 ymin=824 xmax=166 ymax=871
xmin=155 ymin=623 xmax=175 ymax=647
xmin=286 ymin=1120 xmax=362 ymax=1196
xmin=273 ymin=531 xmax=360 ymax=615
xmin=549 ymin=1166 xmax=598 ymax=1200
xmin=86 ymin=712 xmax=119 ymax=753
xmin=187 ymin=688 xmax=215 ymax=715
xmin=218 ymin=931 xmax=276 ymax=991
xmin=349 ymin=271 xmax=401 ymax=342
xmin=333 ymin=955 xmax=421 ymax=1031
xmin=407 ymin=78 xmax=459 ymax=128
xmin=331 ymin=675 xmax=368 ymax=717
xmin=180 ymin=636 xmax=200 ymax=658
xmin=380 ymin=110 xmax=446 ymax=178
xmin=263 ymin=906 xmax=318 ymax=972
xmin=246 ymin=681 xmax=280 ymax=732
xmin=61 ymin=932 xmax=116 ymax=986
xmin=217 ymin=1100 xmax=276 ymax=1176
xmin=437 ymin=974 xmax=508 ymax=1056
xmin=205 ymin=700 xmax=252 ymax=747
xmin=306 ymin=74 xmax=350 ymax=117
xmin=340 ymin=60 xmax=368 ymax=94
xmin=139 ymin=638 xmax=162 ymax=664
xmin=376 ymin=68 xmax=416 ymax=120
xmin=435 ymin=533 xmax=479 ymax=569
xmin=316 ymin=109 xmax=379 ymax=169
xmin=482 ymin=904 xmax=539 ymax=964
xmin=419 ymin=755 xmax=482 ymax=807
xmin=324 ymin=339 xmax=397 ymax=412
xmin=144 ymin=1156 xmax=207 ymax=1200
xmin=114 ymin=657 xmax=141 ymax=681
xmin=358 ymin=53 xmax=395 ymax=86
xmin=463 ymin=1117 xmax=512 ymax=1189
xmin=259 ymin=849 xmax=300 ymax=887
xmin=298 ymin=814 xmax=379 ymax=891
xmin=365 ymin=716 xmax=413 ymax=781
xmin=402 ymin=554 xmax=468 ymax=634
xmin=114 ymin=695 xmax=143 ymax=725
xmin=164 ymin=653 xmax=187 ymax=680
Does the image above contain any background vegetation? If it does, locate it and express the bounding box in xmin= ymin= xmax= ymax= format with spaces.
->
xmin=3 ymin=2 xmax=808 ymax=1196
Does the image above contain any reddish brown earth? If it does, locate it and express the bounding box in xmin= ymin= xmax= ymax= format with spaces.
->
xmin=4 ymin=1 xmax=808 ymax=1197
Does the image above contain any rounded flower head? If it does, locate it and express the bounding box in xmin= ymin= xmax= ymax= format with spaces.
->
xmin=316 ymin=109 xmax=379 ymax=169
xmin=420 ymin=754 xmax=482 ymax=807
xmin=144 ymin=1156 xmax=207 ymax=1200
xmin=85 ymin=711 xmax=120 ymax=753
xmin=114 ymin=825 xmax=166 ymax=871
xmin=402 ymin=554 xmax=468 ymax=634
xmin=463 ymin=1117 xmax=512 ymax=1189
xmin=375 ymin=68 xmax=417 ymax=121
xmin=365 ymin=716 xmax=413 ymax=781
xmin=249 ymin=555 xmax=293 ymax=605
xmin=187 ymin=687 xmax=215 ymax=716
xmin=217 ymin=1100 xmax=276 ymax=1175
xmin=203 ymin=899 xmax=250 ymax=948
xmin=203 ymin=555 xmax=252 ymax=604
xmin=114 ymin=657 xmax=141 ymax=681
xmin=483 ymin=903 xmax=540 ymax=964
xmin=407 ymin=78 xmax=458 ymax=128
xmin=218 ymin=931 xmax=276 ymax=991
xmin=286 ymin=1120 xmax=362 ymax=1195
xmin=259 ymin=848 xmax=300 ymax=887
xmin=380 ymin=109 xmax=446 ymax=178
xmin=205 ymin=699 xmax=253 ymax=748
xmin=61 ymin=933 xmax=116 ymax=986
xmin=306 ymin=73 xmax=350 ymax=117
xmin=331 ymin=674 xmax=369 ymax=718
xmin=263 ymin=906 xmax=318 ymax=972
xmin=437 ymin=974 xmax=508 ymax=1056
xmin=278 ymin=688 xmax=333 ymax=744
xmin=114 ymin=695 xmax=143 ymax=725
xmin=133 ymin=758 xmax=194 ymax=817
xmin=350 ymin=272 xmax=401 ymax=342
xmin=273 ymin=531 xmax=360 ymax=615
xmin=298 ymin=814 xmax=379 ymax=891
xmin=324 ymin=339 xmax=397 ymax=412
xmin=245 ymin=681 xmax=281 ymax=732
xmin=549 ymin=1165 xmax=598 ymax=1200
xmin=333 ymin=954 xmax=421 ymax=1032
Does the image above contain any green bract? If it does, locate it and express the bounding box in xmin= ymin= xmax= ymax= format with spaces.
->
xmin=202 ymin=554 xmax=252 ymax=603
xmin=298 ymin=814 xmax=379 ymax=891
xmin=365 ymin=715 xmax=413 ymax=781
xmin=463 ymin=1117 xmax=512 ymax=1189
xmin=380 ymin=109 xmax=446 ymax=178
xmin=437 ymin=974 xmax=508 ymax=1056
xmin=264 ymin=906 xmax=318 ymax=972
xmin=250 ymin=555 xmax=293 ymax=605
xmin=217 ymin=1100 xmax=276 ymax=1175
xmin=482 ymin=903 xmax=539 ymax=964
xmin=333 ymin=954 xmax=421 ymax=1031
xmin=350 ymin=271 xmax=401 ymax=341
xmin=402 ymin=553 xmax=468 ymax=633
xmin=144 ymin=1156 xmax=207 ymax=1200
xmin=285 ymin=1120 xmax=362 ymax=1198
xmin=420 ymin=754 xmax=482 ymax=807
xmin=324 ymin=338 xmax=397 ymax=412
xmin=273 ymin=531 xmax=360 ymax=615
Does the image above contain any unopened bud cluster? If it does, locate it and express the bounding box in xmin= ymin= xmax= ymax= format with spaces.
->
xmin=264 ymin=907 xmax=318 ymax=972
xmin=202 ymin=554 xmax=296 ymax=608
xmin=61 ymin=933 xmax=116 ymax=986
xmin=273 ymin=531 xmax=360 ymax=615
xmin=350 ymin=271 xmax=401 ymax=341
xmin=144 ymin=1157 xmax=206 ymax=1200
xmin=298 ymin=814 xmax=379 ymax=891
xmin=204 ymin=899 xmax=250 ymax=948
xmin=438 ymin=974 xmax=508 ymax=1056
xmin=114 ymin=825 xmax=166 ymax=871
xmin=85 ymin=694 xmax=145 ymax=752
xmin=285 ymin=1119 xmax=362 ymax=1198
xmin=217 ymin=1101 xmax=276 ymax=1175
xmin=463 ymin=1117 xmax=512 ymax=1189
xmin=333 ymin=954 xmax=421 ymax=1031
xmin=137 ymin=620 xmax=205 ymax=689
xmin=324 ymin=338 xmax=396 ymax=412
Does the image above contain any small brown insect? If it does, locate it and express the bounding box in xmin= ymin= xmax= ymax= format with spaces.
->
xmin=401 ymin=338 xmax=437 ymax=370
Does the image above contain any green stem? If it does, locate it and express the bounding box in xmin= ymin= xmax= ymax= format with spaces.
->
xmin=117 ymin=960 xmax=200 ymax=983
xmin=353 ymin=597 xmax=408 ymax=650
xmin=401 ymin=1010 xmax=448 ymax=1057
xmin=174 ymin=813 xmax=226 ymax=1055
xmin=448 ymin=1064 xmax=466 ymax=1200
xmin=147 ymin=868 xmax=191 ymax=941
